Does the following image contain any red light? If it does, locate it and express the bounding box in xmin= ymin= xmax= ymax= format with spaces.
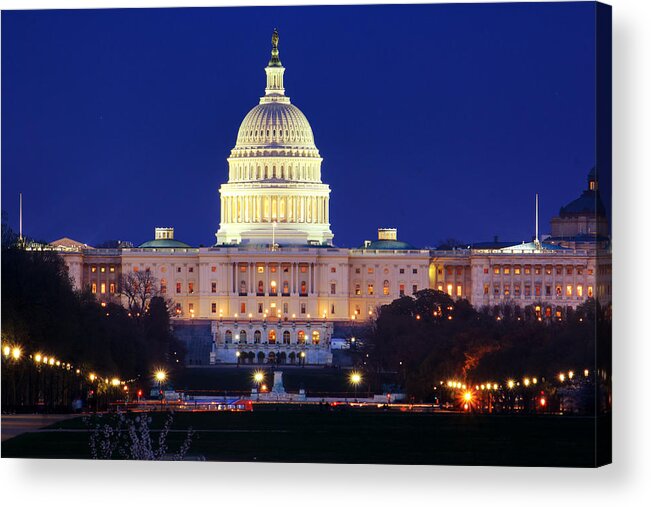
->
xmin=137 ymin=390 xmax=143 ymax=397
xmin=540 ymin=397 xmax=546 ymax=407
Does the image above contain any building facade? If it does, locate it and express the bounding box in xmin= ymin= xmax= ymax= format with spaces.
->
xmin=55 ymin=31 xmax=611 ymax=366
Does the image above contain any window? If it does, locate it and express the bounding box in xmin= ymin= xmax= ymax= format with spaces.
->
xmin=524 ymin=266 xmax=531 ymax=275
xmin=368 ymin=267 xmax=374 ymax=275
xmin=212 ymin=282 xmax=217 ymax=293
xmin=254 ymin=330 xmax=261 ymax=344
xmin=535 ymin=284 xmax=541 ymax=297
xmin=100 ymin=266 xmax=106 ymax=273
xmin=483 ymin=283 xmax=489 ymax=295
xmin=556 ymin=285 xmax=562 ymax=297
xmin=270 ymin=265 xmax=277 ymax=273
xmin=268 ymin=330 xmax=276 ymax=344
xmin=176 ymin=282 xmax=181 ymax=294
xmin=298 ymin=330 xmax=306 ymax=344
xmin=283 ymin=265 xmax=289 ymax=273
xmin=493 ymin=267 xmax=500 ymax=275
xmin=212 ymin=266 xmax=218 ymax=272
xmin=283 ymin=331 xmax=291 ymax=344
xmin=367 ymin=284 xmax=374 ymax=295
xmin=270 ymin=281 xmax=277 ymax=295
xmin=109 ymin=283 xmax=116 ymax=294
xmin=257 ymin=266 xmax=265 ymax=273
xmin=383 ymin=280 xmax=389 ymax=296
xmin=91 ymin=266 xmax=97 ymax=273
xmin=258 ymin=281 xmax=264 ymax=295
xmin=355 ymin=284 xmax=361 ymax=296
xmin=188 ymin=282 xmax=194 ymax=294
xmin=399 ymin=284 xmax=405 ymax=297
xmin=282 ymin=281 xmax=289 ymax=295
xmin=514 ymin=266 xmax=521 ymax=275
xmin=240 ymin=302 xmax=246 ymax=314
xmin=588 ymin=286 xmax=593 ymax=297
xmin=577 ymin=267 xmax=583 ymax=275
xmin=456 ymin=285 xmax=462 ymax=297
xmin=556 ymin=267 xmax=562 ymax=276
xmin=493 ymin=284 xmax=500 ymax=296
xmin=525 ymin=285 xmax=531 ymax=297
xmin=300 ymin=265 xmax=307 ymax=273
xmin=535 ymin=267 xmax=542 ymax=275
xmin=300 ymin=281 xmax=307 ymax=295
xmin=355 ymin=268 xmax=361 ymax=274
xmin=447 ymin=267 xmax=453 ymax=276
xmin=110 ymin=266 xmax=115 ymax=273
xmin=384 ymin=268 xmax=389 ymax=275
xmin=258 ymin=303 xmax=263 ymax=314
xmin=300 ymin=303 xmax=306 ymax=314
xmin=400 ymin=268 xmax=405 ymax=274
xmin=546 ymin=285 xmax=551 ymax=296
xmin=160 ymin=267 xmax=166 ymax=273
xmin=504 ymin=267 xmax=510 ymax=275
xmin=189 ymin=267 xmax=194 ymax=273
xmin=566 ymin=267 xmax=573 ymax=275
xmin=239 ymin=330 xmax=246 ymax=343
xmin=331 ymin=283 xmax=336 ymax=295
xmin=577 ymin=285 xmax=583 ymax=297
xmin=331 ymin=267 xmax=336 ymax=273
xmin=224 ymin=330 xmax=232 ymax=344
xmin=312 ymin=331 xmax=320 ymax=345
xmin=566 ymin=285 xmax=573 ymax=297
xmin=330 ymin=304 xmax=335 ymax=314
xmin=514 ymin=284 xmax=521 ymax=297
xmin=160 ymin=280 xmax=167 ymax=294
xmin=133 ymin=267 xmax=139 ymax=272
xmin=99 ymin=283 xmax=105 ymax=294
xmin=588 ymin=269 xmax=594 ymax=276
xmin=177 ymin=267 xmax=181 ymax=273
xmin=355 ymin=305 xmax=361 ymax=315
xmin=483 ymin=268 xmax=489 ymax=274
xmin=188 ymin=303 xmax=194 ymax=313
xmin=211 ymin=303 xmax=216 ymax=313
xmin=283 ymin=303 xmax=288 ymax=314
xmin=546 ymin=266 xmax=553 ymax=275
xmin=448 ymin=283 xmax=454 ymax=296
xmin=413 ymin=268 xmax=418 ymax=274
xmin=412 ymin=284 xmax=418 ymax=294
xmin=503 ymin=284 xmax=510 ymax=297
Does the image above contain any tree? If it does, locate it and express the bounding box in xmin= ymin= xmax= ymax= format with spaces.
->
xmin=119 ymin=270 xmax=161 ymax=320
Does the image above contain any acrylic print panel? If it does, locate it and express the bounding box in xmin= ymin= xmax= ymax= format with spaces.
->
xmin=1 ymin=1 xmax=611 ymax=466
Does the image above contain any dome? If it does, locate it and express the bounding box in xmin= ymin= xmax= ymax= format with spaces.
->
xmin=138 ymin=239 xmax=191 ymax=249
xmin=234 ymin=101 xmax=316 ymax=150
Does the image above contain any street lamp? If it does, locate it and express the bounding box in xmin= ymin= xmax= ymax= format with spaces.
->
xmin=236 ymin=350 xmax=241 ymax=367
xmin=154 ymin=370 xmax=167 ymax=411
xmin=349 ymin=371 xmax=362 ymax=402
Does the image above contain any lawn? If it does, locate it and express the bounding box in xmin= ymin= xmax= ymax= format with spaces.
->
xmin=1 ymin=409 xmax=609 ymax=466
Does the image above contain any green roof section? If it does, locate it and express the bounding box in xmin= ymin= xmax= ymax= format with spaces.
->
xmin=138 ymin=239 xmax=191 ymax=249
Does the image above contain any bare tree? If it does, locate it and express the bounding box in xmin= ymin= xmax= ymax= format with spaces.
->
xmin=119 ymin=270 xmax=161 ymax=318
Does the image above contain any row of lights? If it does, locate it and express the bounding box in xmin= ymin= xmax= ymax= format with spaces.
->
xmin=445 ymin=369 xmax=591 ymax=392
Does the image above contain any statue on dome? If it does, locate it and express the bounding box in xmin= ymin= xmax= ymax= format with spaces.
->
xmin=272 ymin=28 xmax=279 ymax=49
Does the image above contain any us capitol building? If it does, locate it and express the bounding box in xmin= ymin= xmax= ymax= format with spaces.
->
xmin=55 ymin=31 xmax=611 ymax=366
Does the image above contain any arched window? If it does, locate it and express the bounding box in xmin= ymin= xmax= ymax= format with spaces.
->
xmin=268 ymin=330 xmax=276 ymax=345
xmin=270 ymin=280 xmax=277 ymax=295
xmin=283 ymin=330 xmax=291 ymax=344
xmin=258 ymin=280 xmax=264 ymax=295
xmin=240 ymin=280 xmax=247 ymax=294
xmin=282 ymin=281 xmax=289 ymax=295
xmin=312 ymin=331 xmax=320 ymax=345
xmin=383 ymin=280 xmax=390 ymax=296
xmin=239 ymin=330 xmax=247 ymax=343
xmin=300 ymin=281 xmax=307 ymax=295
xmin=297 ymin=330 xmax=306 ymax=345
xmin=224 ymin=330 xmax=232 ymax=344
xmin=254 ymin=330 xmax=261 ymax=344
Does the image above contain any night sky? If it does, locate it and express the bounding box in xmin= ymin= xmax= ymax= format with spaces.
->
xmin=2 ymin=3 xmax=601 ymax=248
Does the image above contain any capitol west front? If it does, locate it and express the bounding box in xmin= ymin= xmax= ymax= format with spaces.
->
xmin=56 ymin=32 xmax=611 ymax=366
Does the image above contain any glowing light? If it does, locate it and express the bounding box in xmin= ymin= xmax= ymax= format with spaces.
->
xmin=34 ymin=354 xmax=42 ymax=363
xmin=568 ymin=370 xmax=574 ymax=380
xmin=253 ymin=371 xmax=265 ymax=383
xmin=3 ymin=345 xmax=10 ymax=357
xmin=154 ymin=370 xmax=167 ymax=383
xmin=111 ymin=378 xmax=120 ymax=386
xmin=523 ymin=378 xmax=530 ymax=387
xmin=507 ymin=380 xmax=515 ymax=389
xmin=532 ymin=377 xmax=538 ymax=384
xmin=463 ymin=391 xmax=472 ymax=402
xmin=493 ymin=383 xmax=498 ymax=390
xmin=49 ymin=358 xmax=55 ymax=365
xmin=540 ymin=397 xmax=546 ymax=407
xmin=89 ymin=373 xmax=97 ymax=382
xmin=559 ymin=373 xmax=565 ymax=382
xmin=480 ymin=384 xmax=485 ymax=390
xmin=584 ymin=369 xmax=590 ymax=377
xmin=349 ymin=372 xmax=362 ymax=385
xmin=55 ymin=360 xmax=61 ymax=366
xmin=447 ymin=381 xmax=453 ymax=388
xmin=12 ymin=347 xmax=22 ymax=360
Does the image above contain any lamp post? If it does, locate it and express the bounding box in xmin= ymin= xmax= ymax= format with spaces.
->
xmin=349 ymin=371 xmax=362 ymax=402
xmin=155 ymin=370 xmax=167 ymax=411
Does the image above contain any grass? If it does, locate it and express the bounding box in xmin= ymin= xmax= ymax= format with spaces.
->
xmin=1 ymin=409 xmax=608 ymax=466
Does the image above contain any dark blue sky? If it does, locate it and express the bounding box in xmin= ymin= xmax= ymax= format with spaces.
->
xmin=2 ymin=3 xmax=600 ymax=248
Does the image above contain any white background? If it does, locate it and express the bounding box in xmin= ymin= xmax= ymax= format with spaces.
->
xmin=1 ymin=0 xmax=650 ymax=505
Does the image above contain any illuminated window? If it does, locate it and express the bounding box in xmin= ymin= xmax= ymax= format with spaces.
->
xmin=109 ymin=283 xmax=116 ymax=294
xmin=240 ymin=303 xmax=246 ymax=314
xmin=188 ymin=282 xmax=194 ymax=294
xmin=437 ymin=285 xmax=443 ymax=292
xmin=483 ymin=283 xmax=489 ymax=295
xmin=447 ymin=283 xmax=453 ymax=296
xmin=400 ymin=284 xmax=405 ymax=297
xmin=355 ymin=284 xmax=361 ymax=296
xmin=300 ymin=265 xmax=307 ymax=273
xmin=535 ymin=284 xmax=541 ymax=297
xmin=331 ymin=267 xmax=336 ymax=273
xmin=577 ymin=285 xmax=583 ymax=297
xmin=270 ymin=281 xmax=277 ymax=295
xmin=160 ymin=280 xmax=167 ymax=294
xmin=312 ymin=331 xmax=320 ymax=345
xmin=566 ymin=285 xmax=573 ymax=297
xmin=211 ymin=303 xmax=216 ymax=313
xmin=300 ymin=281 xmax=307 ymax=295
xmin=367 ymin=284 xmax=374 ymax=295
xmin=545 ymin=266 xmax=552 ymax=275
xmin=577 ymin=267 xmax=583 ymax=275
xmin=258 ymin=266 xmax=265 ymax=274
xmin=270 ymin=265 xmax=277 ymax=273
xmin=188 ymin=303 xmax=194 ymax=313
xmin=556 ymin=285 xmax=562 ymax=297
xmin=91 ymin=266 xmax=97 ymax=273
xmin=213 ymin=266 xmax=218 ymax=272
xmin=100 ymin=266 xmax=106 ymax=273
xmin=91 ymin=283 xmax=97 ymax=293
xmin=99 ymin=283 xmax=106 ymax=294
xmin=503 ymin=284 xmax=510 ymax=297
xmin=493 ymin=267 xmax=500 ymax=275
xmin=368 ymin=267 xmax=374 ymax=275
xmin=298 ymin=330 xmax=306 ymax=344
xmin=535 ymin=267 xmax=541 ymax=275
xmin=258 ymin=281 xmax=264 ymax=294
xmin=483 ymin=268 xmax=489 ymax=274
xmin=456 ymin=285 xmax=462 ymax=297
xmin=383 ymin=280 xmax=390 ymax=296
xmin=504 ymin=267 xmax=510 ymax=275
xmin=331 ymin=283 xmax=337 ymax=295
xmin=524 ymin=266 xmax=531 ymax=275
xmin=268 ymin=330 xmax=276 ymax=345
xmin=282 ymin=281 xmax=289 ymax=295
xmin=212 ymin=282 xmax=217 ymax=293
xmin=110 ymin=266 xmax=115 ymax=273
xmin=355 ymin=305 xmax=361 ymax=315
xmin=176 ymin=282 xmax=181 ymax=294
xmin=588 ymin=269 xmax=594 ymax=276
